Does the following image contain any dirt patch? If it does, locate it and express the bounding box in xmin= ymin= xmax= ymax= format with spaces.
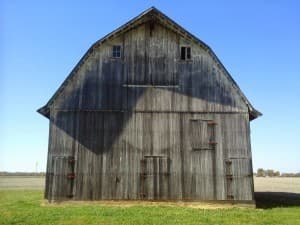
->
xmin=41 ymin=200 xmax=255 ymax=209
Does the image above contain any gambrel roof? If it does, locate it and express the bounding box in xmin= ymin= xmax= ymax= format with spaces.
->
xmin=38 ymin=7 xmax=261 ymax=120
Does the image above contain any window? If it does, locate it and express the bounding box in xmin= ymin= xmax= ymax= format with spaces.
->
xmin=112 ymin=45 xmax=121 ymax=58
xmin=189 ymin=119 xmax=216 ymax=150
xmin=180 ymin=46 xmax=191 ymax=60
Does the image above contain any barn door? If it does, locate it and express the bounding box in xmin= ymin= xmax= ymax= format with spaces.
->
xmin=140 ymin=156 xmax=170 ymax=200
xmin=50 ymin=156 xmax=75 ymax=200
xmin=189 ymin=119 xmax=217 ymax=199
xmin=225 ymin=158 xmax=253 ymax=200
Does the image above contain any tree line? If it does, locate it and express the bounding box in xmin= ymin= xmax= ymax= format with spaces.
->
xmin=255 ymin=168 xmax=300 ymax=177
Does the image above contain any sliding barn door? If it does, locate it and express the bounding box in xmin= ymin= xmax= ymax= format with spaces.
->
xmin=49 ymin=156 xmax=75 ymax=200
xmin=140 ymin=156 xmax=170 ymax=200
xmin=189 ymin=119 xmax=217 ymax=200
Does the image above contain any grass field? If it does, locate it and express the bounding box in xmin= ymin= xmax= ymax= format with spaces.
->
xmin=0 ymin=176 xmax=300 ymax=225
xmin=1 ymin=176 xmax=299 ymax=192
xmin=0 ymin=176 xmax=45 ymax=190
xmin=254 ymin=177 xmax=300 ymax=193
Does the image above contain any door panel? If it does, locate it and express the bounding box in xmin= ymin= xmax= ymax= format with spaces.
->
xmin=229 ymin=158 xmax=253 ymax=200
xmin=188 ymin=119 xmax=217 ymax=200
xmin=50 ymin=156 xmax=74 ymax=199
xmin=140 ymin=156 xmax=170 ymax=200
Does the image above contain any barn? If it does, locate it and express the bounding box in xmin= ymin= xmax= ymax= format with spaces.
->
xmin=38 ymin=7 xmax=261 ymax=203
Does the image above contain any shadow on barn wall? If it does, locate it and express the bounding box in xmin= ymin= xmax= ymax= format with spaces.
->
xmin=51 ymin=57 xmax=246 ymax=155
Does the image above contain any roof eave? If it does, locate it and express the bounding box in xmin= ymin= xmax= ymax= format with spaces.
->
xmin=37 ymin=106 xmax=50 ymax=118
xmin=249 ymin=108 xmax=262 ymax=121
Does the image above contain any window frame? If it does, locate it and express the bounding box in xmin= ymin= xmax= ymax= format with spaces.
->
xmin=180 ymin=46 xmax=192 ymax=61
xmin=112 ymin=45 xmax=122 ymax=58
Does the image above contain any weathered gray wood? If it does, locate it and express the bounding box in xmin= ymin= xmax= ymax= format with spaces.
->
xmin=40 ymin=8 xmax=260 ymax=202
xmin=45 ymin=111 xmax=255 ymax=201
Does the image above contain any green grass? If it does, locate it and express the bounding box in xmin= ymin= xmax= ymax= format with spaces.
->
xmin=0 ymin=190 xmax=300 ymax=225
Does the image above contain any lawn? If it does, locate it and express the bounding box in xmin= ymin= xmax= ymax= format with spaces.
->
xmin=0 ymin=190 xmax=300 ymax=225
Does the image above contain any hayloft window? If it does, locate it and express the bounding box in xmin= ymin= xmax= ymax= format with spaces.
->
xmin=180 ymin=46 xmax=191 ymax=60
xmin=190 ymin=119 xmax=216 ymax=150
xmin=112 ymin=45 xmax=121 ymax=58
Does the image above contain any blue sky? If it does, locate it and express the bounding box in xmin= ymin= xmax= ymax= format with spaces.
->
xmin=1 ymin=1 xmax=299 ymax=173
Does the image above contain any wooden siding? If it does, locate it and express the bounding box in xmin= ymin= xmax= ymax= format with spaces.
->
xmin=45 ymin=112 xmax=253 ymax=201
xmin=52 ymin=22 xmax=247 ymax=113
xmin=44 ymin=19 xmax=255 ymax=201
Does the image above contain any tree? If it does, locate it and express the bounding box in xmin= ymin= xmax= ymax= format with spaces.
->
xmin=257 ymin=168 xmax=265 ymax=177
xmin=274 ymin=171 xmax=280 ymax=177
xmin=266 ymin=169 xmax=275 ymax=177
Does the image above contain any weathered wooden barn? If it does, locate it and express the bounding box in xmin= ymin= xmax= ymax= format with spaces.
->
xmin=38 ymin=7 xmax=261 ymax=203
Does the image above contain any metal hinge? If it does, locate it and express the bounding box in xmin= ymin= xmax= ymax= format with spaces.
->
xmin=207 ymin=121 xmax=217 ymax=125
xmin=226 ymin=174 xmax=233 ymax=180
xmin=68 ymin=156 xmax=75 ymax=164
xmin=67 ymin=173 xmax=75 ymax=179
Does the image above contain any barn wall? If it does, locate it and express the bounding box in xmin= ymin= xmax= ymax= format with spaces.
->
xmin=45 ymin=20 xmax=254 ymax=201
xmin=46 ymin=111 xmax=253 ymax=201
